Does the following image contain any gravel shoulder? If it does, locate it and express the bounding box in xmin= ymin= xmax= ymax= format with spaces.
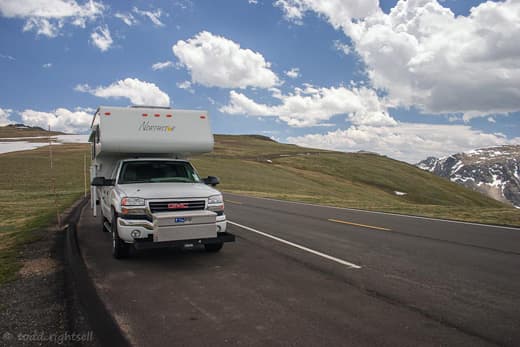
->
xmin=0 ymin=201 xmax=99 ymax=347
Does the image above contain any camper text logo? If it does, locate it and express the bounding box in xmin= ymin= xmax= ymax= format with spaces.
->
xmin=138 ymin=121 xmax=175 ymax=133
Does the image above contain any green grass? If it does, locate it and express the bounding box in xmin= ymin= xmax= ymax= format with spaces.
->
xmin=0 ymin=143 xmax=90 ymax=284
xmin=192 ymin=135 xmax=520 ymax=226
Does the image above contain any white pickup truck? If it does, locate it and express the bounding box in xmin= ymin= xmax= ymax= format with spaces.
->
xmin=89 ymin=106 xmax=235 ymax=258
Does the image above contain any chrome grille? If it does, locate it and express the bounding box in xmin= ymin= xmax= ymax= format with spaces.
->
xmin=148 ymin=200 xmax=206 ymax=213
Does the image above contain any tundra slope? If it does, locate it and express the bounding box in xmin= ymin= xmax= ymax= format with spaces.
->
xmin=417 ymin=145 xmax=520 ymax=208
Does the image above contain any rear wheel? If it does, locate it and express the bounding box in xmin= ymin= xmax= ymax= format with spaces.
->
xmin=112 ymin=211 xmax=130 ymax=259
xmin=204 ymin=242 xmax=223 ymax=252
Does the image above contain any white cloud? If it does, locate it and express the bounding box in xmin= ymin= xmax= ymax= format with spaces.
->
xmin=42 ymin=62 xmax=52 ymax=68
xmin=23 ymin=18 xmax=60 ymax=37
xmin=288 ymin=123 xmax=520 ymax=163
xmin=90 ymin=25 xmax=113 ymax=52
xmin=0 ymin=53 xmax=15 ymax=60
xmin=487 ymin=117 xmax=496 ymax=123
xmin=75 ymin=78 xmax=170 ymax=107
xmin=248 ymin=0 xmax=258 ymax=4
xmin=333 ymin=40 xmax=350 ymax=56
xmin=115 ymin=12 xmax=137 ymax=26
xmin=176 ymin=80 xmax=193 ymax=93
xmin=447 ymin=115 xmax=461 ymax=122
xmin=0 ymin=0 xmax=104 ymax=37
xmin=277 ymin=0 xmax=520 ymax=120
xmin=20 ymin=107 xmax=92 ymax=133
xmin=220 ymin=85 xmax=396 ymax=127
xmin=152 ymin=60 xmax=174 ymax=70
xmin=275 ymin=0 xmax=379 ymax=26
xmin=172 ymin=31 xmax=279 ymax=89
xmin=0 ymin=108 xmax=13 ymax=125
xmin=285 ymin=67 xmax=300 ymax=79
xmin=132 ymin=7 xmax=164 ymax=27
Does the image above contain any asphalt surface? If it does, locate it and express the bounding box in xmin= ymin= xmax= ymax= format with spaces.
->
xmin=77 ymin=193 xmax=520 ymax=346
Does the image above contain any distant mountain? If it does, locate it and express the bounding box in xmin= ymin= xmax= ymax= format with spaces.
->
xmin=0 ymin=124 xmax=65 ymax=138
xmin=417 ymin=145 xmax=520 ymax=208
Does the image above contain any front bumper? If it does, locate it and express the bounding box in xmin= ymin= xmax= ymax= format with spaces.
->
xmin=117 ymin=214 xmax=228 ymax=243
xmin=133 ymin=232 xmax=235 ymax=250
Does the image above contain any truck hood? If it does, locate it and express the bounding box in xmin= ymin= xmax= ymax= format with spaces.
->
xmin=117 ymin=183 xmax=221 ymax=200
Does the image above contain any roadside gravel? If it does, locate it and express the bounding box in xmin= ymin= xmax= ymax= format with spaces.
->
xmin=0 ymin=208 xmax=98 ymax=346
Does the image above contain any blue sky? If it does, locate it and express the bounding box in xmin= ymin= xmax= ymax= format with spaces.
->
xmin=0 ymin=0 xmax=519 ymax=162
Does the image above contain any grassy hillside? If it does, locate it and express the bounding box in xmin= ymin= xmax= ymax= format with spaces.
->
xmin=0 ymin=124 xmax=64 ymax=138
xmin=0 ymin=143 xmax=89 ymax=283
xmin=192 ymin=135 xmax=519 ymax=225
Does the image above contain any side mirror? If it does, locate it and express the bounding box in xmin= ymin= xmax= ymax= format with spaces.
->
xmin=203 ymin=176 xmax=220 ymax=186
xmin=91 ymin=177 xmax=115 ymax=186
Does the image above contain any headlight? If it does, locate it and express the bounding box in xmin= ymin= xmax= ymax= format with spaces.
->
xmin=121 ymin=197 xmax=145 ymax=206
xmin=207 ymin=194 xmax=224 ymax=211
xmin=208 ymin=194 xmax=223 ymax=205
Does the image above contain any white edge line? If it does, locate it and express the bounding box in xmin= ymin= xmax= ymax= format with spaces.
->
xmin=225 ymin=193 xmax=520 ymax=231
xmin=228 ymin=220 xmax=362 ymax=270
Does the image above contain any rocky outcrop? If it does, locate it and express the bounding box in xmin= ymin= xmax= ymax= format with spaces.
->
xmin=417 ymin=146 xmax=520 ymax=208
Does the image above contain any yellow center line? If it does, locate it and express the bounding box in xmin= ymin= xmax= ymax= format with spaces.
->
xmin=225 ymin=199 xmax=243 ymax=205
xmin=328 ymin=218 xmax=392 ymax=231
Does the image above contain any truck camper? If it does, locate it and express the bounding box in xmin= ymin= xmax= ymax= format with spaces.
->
xmin=89 ymin=106 xmax=234 ymax=258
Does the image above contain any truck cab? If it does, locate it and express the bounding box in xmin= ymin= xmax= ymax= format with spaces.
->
xmin=89 ymin=106 xmax=234 ymax=258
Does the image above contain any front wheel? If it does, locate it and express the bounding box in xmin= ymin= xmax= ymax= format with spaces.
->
xmin=112 ymin=212 xmax=130 ymax=259
xmin=204 ymin=242 xmax=223 ymax=252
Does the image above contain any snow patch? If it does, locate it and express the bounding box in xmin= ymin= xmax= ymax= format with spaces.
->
xmin=394 ymin=191 xmax=407 ymax=196
xmin=55 ymin=134 xmax=89 ymax=143
xmin=0 ymin=141 xmax=56 ymax=154
xmin=0 ymin=134 xmax=87 ymax=155
xmin=451 ymin=160 xmax=464 ymax=175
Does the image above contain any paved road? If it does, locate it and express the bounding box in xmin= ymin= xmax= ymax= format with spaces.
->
xmin=77 ymin=193 xmax=520 ymax=346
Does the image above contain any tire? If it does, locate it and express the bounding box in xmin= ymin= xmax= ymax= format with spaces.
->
xmin=112 ymin=211 xmax=130 ymax=259
xmin=204 ymin=242 xmax=223 ymax=252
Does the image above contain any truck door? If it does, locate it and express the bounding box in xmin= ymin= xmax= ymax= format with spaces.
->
xmin=101 ymin=162 xmax=121 ymax=219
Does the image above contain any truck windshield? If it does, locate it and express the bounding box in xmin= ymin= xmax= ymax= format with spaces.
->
xmin=118 ymin=161 xmax=201 ymax=184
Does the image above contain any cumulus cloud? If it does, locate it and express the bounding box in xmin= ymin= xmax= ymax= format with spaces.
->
xmin=75 ymin=78 xmax=170 ymax=107
xmin=172 ymin=31 xmax=279 ymax=89
xmin=152 ymin=60 xmax=174 ymax=70
xmin=276 ymin=0 xmax=520 ymax=120
xmin=0 ymin=0 xmax=104 ymax=37
xmin=132 ymin=7 xmax=164 ymax=27
xmin=0 ymin=108 xmax=13 ymax=125
xmin=288 ymin=123 xmax=520 ymax=163
xmin=285 ymin=67 xmax=300 ymax=79
xmin=275 ymin=0 xmax=379 ymax=26
xmin=220 ymin=85 xmax=396 ymax=127
xmin=90 ymin=25 xmax=113 ymax=52
xmin=20 ymin=107 xmax=92 ymax=133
